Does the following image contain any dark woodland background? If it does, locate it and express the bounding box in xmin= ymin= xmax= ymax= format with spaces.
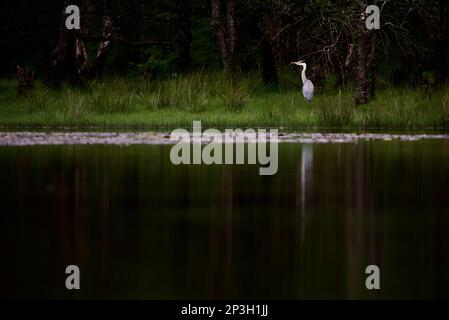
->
xmin=1 ymin=0 xmax=448 ymax=104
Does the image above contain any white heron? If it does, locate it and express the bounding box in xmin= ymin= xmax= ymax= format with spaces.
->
xmin=291 ymin=61 xmax=314 ymax=102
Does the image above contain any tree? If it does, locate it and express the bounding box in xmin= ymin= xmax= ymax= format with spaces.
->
xmin=355 ymin=0 xmax=373 ymax=104
xmin=211 ymin=0 xmax=238 ymax=76
xmin=46 ymin=0 xmax=116 ymax=86
xmin=75 ymin=14 xmax=115 ymax=79
xmin=46 ymin=0 xmax=80 ymax=87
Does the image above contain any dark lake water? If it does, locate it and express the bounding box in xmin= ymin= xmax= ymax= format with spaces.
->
xmin=1 ymin=141 xmax=448 ymax=299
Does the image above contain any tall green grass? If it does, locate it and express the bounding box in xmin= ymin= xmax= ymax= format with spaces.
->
xmin=0 ymin=73 xmax=448 ymax=130
xmin=355 ymin=88 xmax=449 ymax=130
xmin=313 ymin=91 xmax=355 ymax=128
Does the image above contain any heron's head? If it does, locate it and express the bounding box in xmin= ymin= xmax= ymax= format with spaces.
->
xmin=291 ymin=61 xmax=305 ymax=67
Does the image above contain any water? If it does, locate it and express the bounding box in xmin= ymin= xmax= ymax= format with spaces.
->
xmin=0 ymin=141 xmax=448 ymax=299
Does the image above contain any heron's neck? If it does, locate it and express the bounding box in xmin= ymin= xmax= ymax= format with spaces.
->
xmin=301 ymin=64 xmax=308 ymax=84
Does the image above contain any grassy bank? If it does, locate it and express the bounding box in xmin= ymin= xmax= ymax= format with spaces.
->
xmin=1 ymin=72 xmax=448 ymax=131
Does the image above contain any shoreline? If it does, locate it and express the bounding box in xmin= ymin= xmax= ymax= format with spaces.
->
xmin=1 ymin=131 xmax=449 ymax=146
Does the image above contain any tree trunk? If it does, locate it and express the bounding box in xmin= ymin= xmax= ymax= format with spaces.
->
xmin=355 ymin=0 xmax=369 ymax=105
xmin=47 ymin=1 xmax=114 ymax=86
xmin=89 ymin=16 xmax=114 ymax=78
xmin=46 ymin=1 xmax=80 ymax=88
xmin=367 ymin=32 xmax=377 ymax=99
xmin=211 ymin=0 xmax=238 ymax=76
xmin=75 ymin=18 xmax=113 ymax=80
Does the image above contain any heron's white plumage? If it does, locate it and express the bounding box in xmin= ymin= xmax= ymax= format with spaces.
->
xmin=302 ymin=79 xmax=314 ymax=102
xmin=291 ymin=60 xmax=315 ymax=102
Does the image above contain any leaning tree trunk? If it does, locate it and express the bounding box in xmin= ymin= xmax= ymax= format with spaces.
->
xmin=355 ymin=0 xmax=370 ymax=105
xmin=211 ymin=0 xmax=238 ymax=76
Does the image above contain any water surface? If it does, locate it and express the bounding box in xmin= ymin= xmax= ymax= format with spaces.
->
xmin=0 ymin=140 xmax=448 ymax=299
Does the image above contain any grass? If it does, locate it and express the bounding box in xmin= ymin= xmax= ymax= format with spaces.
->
xmin=0 ymin=71 xmax=448 ymax=131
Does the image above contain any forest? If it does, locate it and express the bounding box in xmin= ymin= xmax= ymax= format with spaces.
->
xmin=0 ymin=0 xmax=448 ymax=129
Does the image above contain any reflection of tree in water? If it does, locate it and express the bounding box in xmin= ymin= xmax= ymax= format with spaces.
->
xmin=345 ymin=143 xmax=380 ymax=299
xmin=207 ymin=167 xmax=233 ymax=298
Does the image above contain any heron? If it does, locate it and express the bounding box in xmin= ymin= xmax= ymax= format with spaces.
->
xmin=291 ymin=61 xmax=314 ymax=102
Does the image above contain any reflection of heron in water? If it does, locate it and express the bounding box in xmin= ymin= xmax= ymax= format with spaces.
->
xmin=299 ymin=144 xmax=313 ymax=246
xmin=301 ymin=144 xmax=313 ymax=206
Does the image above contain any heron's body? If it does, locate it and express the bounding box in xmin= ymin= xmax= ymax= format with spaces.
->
xmin=291 ymin=61 xmax=314 ymax=102
xmin=302 ymin=79 xmax=314 ymax=102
